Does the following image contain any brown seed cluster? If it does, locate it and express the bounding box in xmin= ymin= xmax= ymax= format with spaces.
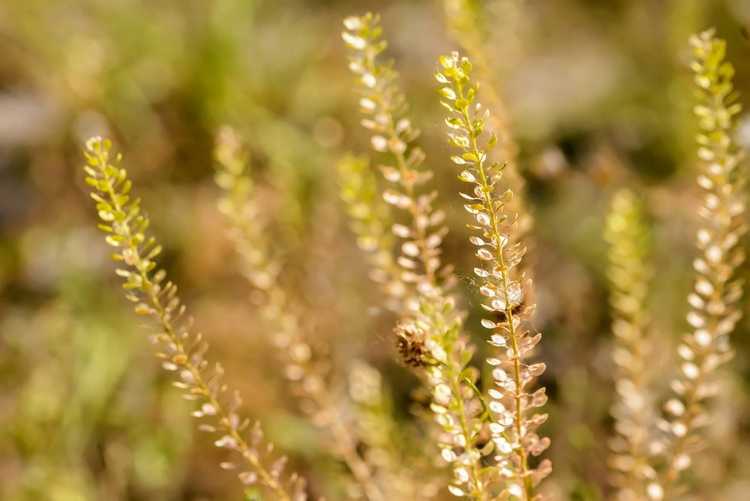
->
xmin=395 ymin=321 xmax=429 ymax=368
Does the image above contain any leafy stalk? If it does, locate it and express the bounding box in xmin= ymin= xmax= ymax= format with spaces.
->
xmin=442 ymin=0 xmax=531 ymax=244
xmin=343 ymin=14 xmax=488 ymax=499
xmin=437 ymin=52 xmax=551 ymax=500
xmin=605 ymin=189 xmax=656 ymax=499
xmin=653 ymin=30 xmax=746 ymax=499
xmin=82 ymin=137 xmax=306 ymax=501
xmin=214 ymin=127 xmax=384 ymax=501
xmin=338 ymin=154 xmax=405 ymax=312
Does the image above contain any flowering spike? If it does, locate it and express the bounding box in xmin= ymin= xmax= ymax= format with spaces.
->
xmin=83 ymin=137 xmax=305 ymax=501
xmin=437 ymin=52 xmax=550 ymax=498
xmin=605 ymin=189 xmax=657 ymax=498
xmin=214 ymin=127 xmax=384 ymax=501
xmin=342 ymin=12 xmax=454 ymax=304
xmin=655 ymin=29 xmax=746 ymax=497
xmin=343 ymin=15 xmax=488 ymax=498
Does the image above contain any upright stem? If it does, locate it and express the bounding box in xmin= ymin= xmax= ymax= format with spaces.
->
xmin=458 ymin=82 xmax=533 ymax=499
xmin=364 ymin=43 xmax=437 ymax=288
xmin=660 ymin=90 xmax=732 ymax=498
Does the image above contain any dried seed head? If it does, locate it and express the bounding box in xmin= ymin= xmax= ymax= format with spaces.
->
xmin=395 ymin=321 xmax=428 ymax=368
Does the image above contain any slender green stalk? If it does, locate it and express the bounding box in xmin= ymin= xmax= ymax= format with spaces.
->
xmin=442 ymin=0 xmax=531 ymax=243
xmin=338 ymin=154 xmax=405 ymax=311
xmin=342 ymin=13 xmax=452 ymax=304
xmin=82 ymin=137 xmax=306 ymax=501
xmin=605 ymin=189 xmax=656 ymax=500
xmin=437 ymin=52 xmax=551 ymax=499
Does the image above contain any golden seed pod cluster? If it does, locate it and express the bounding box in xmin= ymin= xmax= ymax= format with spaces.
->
xmin=409 ymin=295 xmax=488 ymax=499
xmin=436 ymin=51 xmax=550 ymax=499
xmin=342 ymin=15 xmax=490 ymax=498
xmin=78 ymin=13 xmax=750 ymax=501
xmin=604 ymin=189 xmax=657 ymax=500
xmin=83 ymin=137 xmax=306 ymax=501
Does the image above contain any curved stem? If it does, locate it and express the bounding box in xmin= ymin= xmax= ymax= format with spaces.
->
xmin=99 ymin=163 xmax=293 ymax=501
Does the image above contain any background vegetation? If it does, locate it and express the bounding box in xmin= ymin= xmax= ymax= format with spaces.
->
xmin=1 ymin=0 xmax=750 ymax=499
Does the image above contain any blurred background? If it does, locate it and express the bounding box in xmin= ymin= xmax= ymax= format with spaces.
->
xmin=1 ymin=0 xmax=750 ymax=499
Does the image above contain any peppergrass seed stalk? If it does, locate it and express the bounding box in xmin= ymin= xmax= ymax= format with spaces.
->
xmin=348 ymin=360 xmax=437 ymax=500
xmin=441 ymin=0 xmax=532 ymax=247
xmin=605 ymin=189 xmax=657 ymax=500
xmin=437 ymin=52 xmax=551 ymax=500
xmin=441 ymin=1 xmax=538 ymax=415
xmin=83 ymin=137 xmax=306 ymax=501
xmin=343 ymin=12 xmax=454 ymax=306
xmin=653 ymin=30 xmax=747 ymax=500
xmin=343 ymin=14 xmax=489 ymax=499
xmin=214 ymin=127 xmax=384 ymax=501
xmin=338 ymin=153 xmax=406 ymax=311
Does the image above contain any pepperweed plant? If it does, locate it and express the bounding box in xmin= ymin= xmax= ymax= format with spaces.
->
xmin=338 ymin=153 xmax=404 ymax=312
xmin=605 ymin=189 xmax=656 ymax=499
xmin=602 ymin=29 xmax=747 ymax=501
xmin=74 ymin=11 xmax=750 ymax=501
xmin=342 ymin=13 xmax=490 ymax=499
xmin=436 ymin=51 xmax=551 ymax=498
xmin=83 ymin=137 xmax=307 ymax=501
xmin=652 ymin=29 xmax=746 ymax=499
xmin=214 ymin=127 xmax=384 ymax=501
xmin=342 ymin=13 xmax=454 ymax=303
xmin=441 ymin=0 xmax=532 ymax=245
